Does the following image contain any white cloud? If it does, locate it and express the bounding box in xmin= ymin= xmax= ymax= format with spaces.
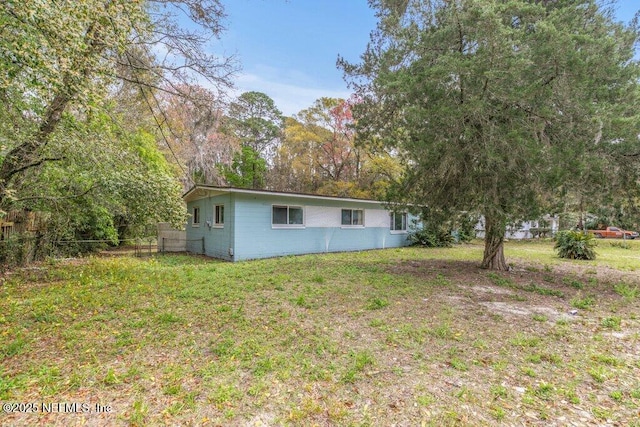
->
xmin=232 ymin=71 xmax=352 ymax=117
xmin=193 ymin=65 xmax=354 ymax=117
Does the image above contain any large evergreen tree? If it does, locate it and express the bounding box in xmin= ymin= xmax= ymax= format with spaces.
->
xmin=223 ymin=92 xmax=283 ymax=189
xmin=341 ymin=0 xmax=640 ymax=269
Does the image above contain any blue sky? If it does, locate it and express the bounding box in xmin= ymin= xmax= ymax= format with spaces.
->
xmin=217 ymin=0 xmax=639 ymax=117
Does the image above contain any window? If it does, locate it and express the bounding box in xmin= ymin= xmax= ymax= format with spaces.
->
xmin=214 ymin=205 xmax=224 ymax=226
xmin=341 ymin=209 xmax=364 ymax=226
xmin=192 ymin=206 xmax=200 ymax=227
xmin=272 ymin=205 xmax=304 ymax=226
xmin=390 ymin=212 xmax=407 ymax=232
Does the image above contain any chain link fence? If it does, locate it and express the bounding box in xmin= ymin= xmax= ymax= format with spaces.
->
xmin=1 ymin=223 xmax=207 ymax=270
xmin=0 ymin=235 xmax=159 ymax=271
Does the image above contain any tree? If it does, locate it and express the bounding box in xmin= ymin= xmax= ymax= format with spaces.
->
xmin=0 ymin=0 xmax=236 ymax=212
xmin=341 ymin=0 xmax=640 ymax=269
xmin=297 ymin=98 xmax=358 ymax=183
xmin=224 ymin=146 xmax=267 ymax=188
xmin=268 ymin=98 xmax=402 ymax=198
xmin=226 ymin=91 xmax=284 ymax=157
xmin=268 ymin=117 xmax=321 ymax=193
xmin=159 ymin=85 xmax=237 ymax=189
xmin=0 ymin=0 xmax=237 ymax=262
xmin=223 ymin=91 xmax=283 ymax=188
xmin=6 ymin=107 xmax=186 ymax=259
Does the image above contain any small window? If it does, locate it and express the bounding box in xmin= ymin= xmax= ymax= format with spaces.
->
xmin=214 ymin=205 xmax=224 ymax=226
xmin=192 ymin=206 xmax=200 ymax=227
xmin=272 ymin=205 xmax=304 ymax=226
xmin=341 ymin=209 xmax=364 ymax=226
xmin=390 ymin=212 xmax=407 ymax=231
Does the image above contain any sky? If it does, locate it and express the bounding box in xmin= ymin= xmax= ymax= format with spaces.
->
xmin=214 ymin=0 xmax=640 ymax=117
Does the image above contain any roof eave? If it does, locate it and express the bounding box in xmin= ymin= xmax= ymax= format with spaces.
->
xmin=181 ymin=185 xmax=387 ymax=205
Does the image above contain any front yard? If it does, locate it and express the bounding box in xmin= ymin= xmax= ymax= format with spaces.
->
xmin=1 ymin=240 xmax=639 ymax=425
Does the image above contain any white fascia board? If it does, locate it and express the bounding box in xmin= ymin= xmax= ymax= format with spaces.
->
xmin=183 ymin=185 xmax=384 ymax=205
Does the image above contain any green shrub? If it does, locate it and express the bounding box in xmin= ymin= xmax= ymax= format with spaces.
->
xmin=454 ymin=213 xmax=479 ymax=243
xmin=0 ymin=235 xmax=31 ymax=269
xmin=409 ymin=224 xmax=454 ymax=247
xmin=554 ymin=230 xmax=596 ymax=260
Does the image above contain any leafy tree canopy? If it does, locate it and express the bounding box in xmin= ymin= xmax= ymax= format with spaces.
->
xmin=226 ymin=91 xmax=284 ymax=156
xmin=268 ymin=98 xmax=402 ymax=199
xmin=0 ymin=0 xmax=234 ymax=260
xmin=0 ymin=0 xmax=235 ymax=209
xmin=341 ymin=0 xmax=640 ymax=269
xmin=219 ymin=92 xmax=283 ymax=189
xmin=223 ymin=146 xmax=268 ymax=189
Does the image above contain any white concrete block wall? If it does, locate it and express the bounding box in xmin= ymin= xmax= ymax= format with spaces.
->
xmin=157 ymin=223 xmax=187 ymax=252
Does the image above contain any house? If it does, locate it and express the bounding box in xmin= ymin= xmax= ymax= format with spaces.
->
xmin=475 ymin=215 xmax=560 ymax=239
xmin=181 ymin=185 xmax=416 ymax=261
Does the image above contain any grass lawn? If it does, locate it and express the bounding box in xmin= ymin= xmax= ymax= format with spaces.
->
xmin=1 ymin=240 xmax=639 ymax=426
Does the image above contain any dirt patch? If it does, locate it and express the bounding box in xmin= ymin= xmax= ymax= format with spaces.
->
xmin=477 ymin=301 xmax=571 ymax=322
xmin=385 ymin=255 xmax=639 ymax=349
xmin=471 ymin=285 xmax=514 ymax=295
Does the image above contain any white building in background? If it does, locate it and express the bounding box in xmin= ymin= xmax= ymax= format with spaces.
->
xmin=475 ymin=215 xmax=560 ymax=240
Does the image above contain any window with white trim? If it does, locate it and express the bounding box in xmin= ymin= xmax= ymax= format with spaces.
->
xmin=272 ymin=205 xmax=304 ymax=226
xmin=341 ymin=209 xmax=364 ymax=226
xmin=390 ymin=212 xmax=407 ymax=231
xmin=192 ymin=206 xmax=200 ymax=227
xmin=214 ymin=204 xmax=224 ymax=226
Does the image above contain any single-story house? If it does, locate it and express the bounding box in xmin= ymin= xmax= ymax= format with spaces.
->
xmin=182 ymin=185 xmax=417 ymax=261
xmin=475 ymin=215 xmax=560 ymax=239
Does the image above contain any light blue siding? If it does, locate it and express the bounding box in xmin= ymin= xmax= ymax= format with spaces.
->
xmin=185 ymin=194 xmax=234 ymax=260
xmin=236 ymin=193 xmax=411 ymax=261
xmin=185 ymin=199 xmax=205 ymax=254
xmin=185 ymin=191 xmax=414 ymax=261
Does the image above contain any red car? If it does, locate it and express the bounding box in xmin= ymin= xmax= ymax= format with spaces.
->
xmin=588 ymin=226 xmax=639 ymax=239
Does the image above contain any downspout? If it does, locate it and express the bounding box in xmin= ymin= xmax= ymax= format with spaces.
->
xmin=229 ymin=192 xmax=235 ymax=260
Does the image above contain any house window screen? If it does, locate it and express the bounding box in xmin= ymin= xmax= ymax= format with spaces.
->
xmin=289 ymin=207 xmax=303 ymax=225
xmin=192 ymin=207 xmax=200 ymax=226
xmin=273 ymin=206 xmax=288 ymax=224
xmin=215 ymin=205 xmax=224 ymax=225
xmin=390 ymin=212 xmax=407 ymax=231
xmin=342 ymin=209 xmax=364 ymax=226
xmin=273 ymin=205 xmax=303 ymax=225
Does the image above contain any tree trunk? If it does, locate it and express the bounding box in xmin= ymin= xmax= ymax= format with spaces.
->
xmin=0 ymin=92 xmax=70 ymax=209
xmin=0 ymin=21 xmax=102 ymax=210
xmin=481 ymin=214 xmax=508 ymax=270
